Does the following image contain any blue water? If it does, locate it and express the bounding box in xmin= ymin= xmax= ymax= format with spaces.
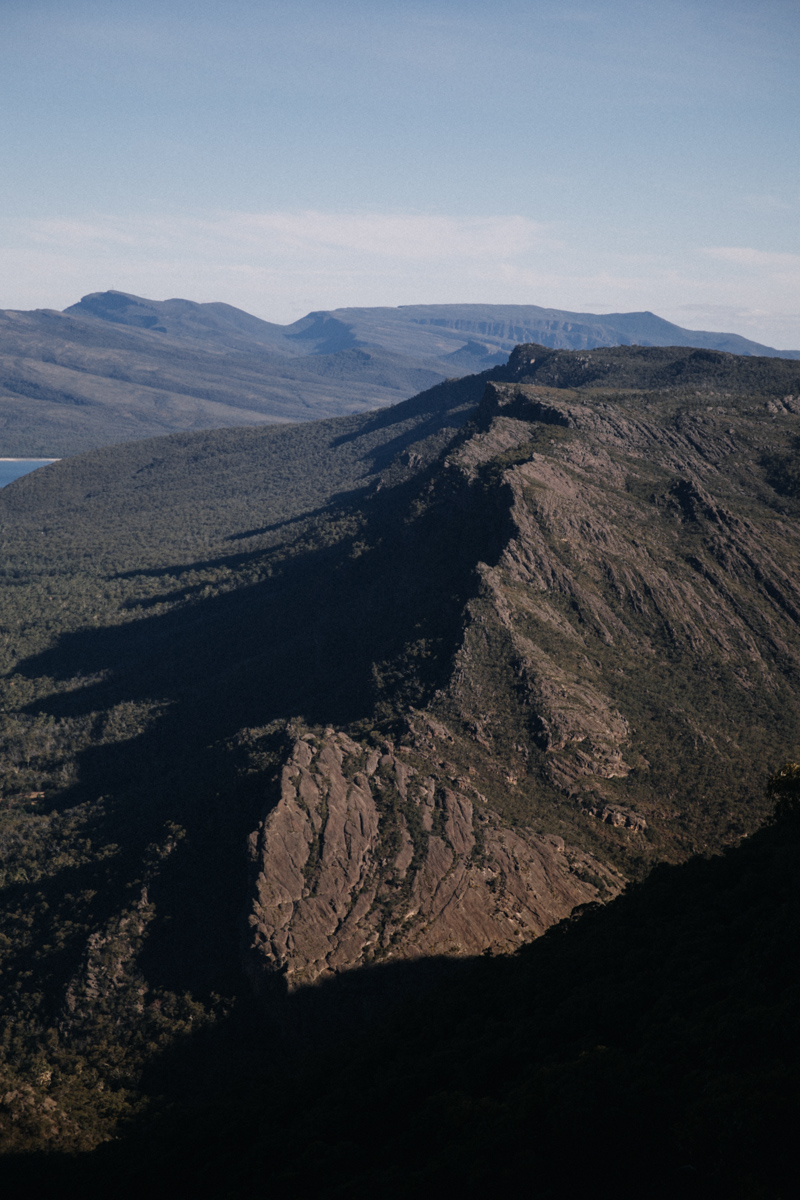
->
xmin=0 ymin=460 xmax=58 ymax=487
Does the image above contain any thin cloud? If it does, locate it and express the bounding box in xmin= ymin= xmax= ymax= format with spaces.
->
xmin=740 ymin=194 xmax=794 ymax=214
xmin=25 ymin=219 xmax=170 ymax=251
xmin=22 ymin=211 xmax=559 ymax=263
xmin=2 ymin=209 xmax=799 ymax=348
xmin=702 ymin=246 xmax=800 ymax=270
xmin=670 ymin=301 xmax=800 ymax=349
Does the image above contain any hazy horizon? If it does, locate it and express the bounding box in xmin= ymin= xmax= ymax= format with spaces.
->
xmin=3 ymin=0 xmax=799 ymax=347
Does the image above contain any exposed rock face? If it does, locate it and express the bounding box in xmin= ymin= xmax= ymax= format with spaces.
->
xmin=436 ymin=376 xmax=800 ymax=822
xmin=243 ymin=363 xmax=800 ymax=984
xmin=61 ymin=889 xmax=153 ymax=1034
xmin=4 ymin=343 xmax=800 ymax=1154
xmin=580 ymin=795 xmax=647 ymax=831
xmin=246 ymin=730 xmax=620 ymax=987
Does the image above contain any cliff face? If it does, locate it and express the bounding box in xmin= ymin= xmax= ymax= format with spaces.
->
xmin=246 ymin=728 xmax=619 ymax=988
xmin=239 ymin=365 xmax=800 ymax=981
xmin=425 ymin=374 xmax=800 ymax=842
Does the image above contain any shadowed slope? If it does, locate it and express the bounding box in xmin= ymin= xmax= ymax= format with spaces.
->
xmin=0 ymin=345 xmax=799 ymax=1158
xmin=5 ymin=788 xmax=799 ymax=1200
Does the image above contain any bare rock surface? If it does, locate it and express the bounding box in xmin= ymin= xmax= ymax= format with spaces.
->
xmin=4 ymin=342 xmax=800 ymax=1153
xmin=247 ymin=730 xmax=620 ymax=987
xmin=440 ymin=378 xmax=800 ymax=806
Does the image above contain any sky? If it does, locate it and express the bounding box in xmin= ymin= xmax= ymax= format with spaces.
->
xmin=2 ymin=0 xmax=799 ymax=347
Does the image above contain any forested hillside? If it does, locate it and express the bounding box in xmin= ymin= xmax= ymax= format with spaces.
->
xmin=0 ymin=300 xmax=446 ymax=455
xmin=19 ymin=772 xmax=795 ymax=1200
xmin=0 ymin=343 xmax=799 ymax=1191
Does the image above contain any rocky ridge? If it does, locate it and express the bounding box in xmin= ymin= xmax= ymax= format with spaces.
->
xmin=427 ymin=375 xmax=800 ymax=819
xmin=246 ymin=727 xmax=619 ymax=988
xmin=241 ymin=362 xmax=800 ymax=980
xmin=2 ymin=343 xmax=800 ymax=1152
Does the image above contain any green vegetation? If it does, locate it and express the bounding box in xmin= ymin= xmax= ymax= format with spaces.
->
xmin=762 ymin=436 xmax=800 ymax=499
xmin=0 ymin=300 xmax=449 ymax=456
xmin=3 ymin=293 xmax=798 ymax=457
xmin=5 ymin=776 xmax=800 ymax=1199
xmin=0 ymin=344 xmax=799 ymax=1174
xmin=509 ymin=341 xmax=800 ymax=394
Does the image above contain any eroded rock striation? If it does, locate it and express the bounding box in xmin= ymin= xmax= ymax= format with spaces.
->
xmin=434 ymin=373 xmax=800 ymax=822
xmin=247 ymin=729 xmax=619 ymax=987
xmin=241 ymin=357 xmax=800 ymax=982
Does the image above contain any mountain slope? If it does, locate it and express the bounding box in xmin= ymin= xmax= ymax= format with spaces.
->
xmin=65 ymin=292 xmax=800 ymax=360
xmin=57 ymin=785 xmax=800 ymax=1200
xmin=0 ymin=304 xmax=444 ymax=456
xmin=5 ymin=775 xmax=799 ymax=1199
xmin=0 ymin=344 xmax=799 ymax=1154
xmin=326 ymin=300 xmax=800 ymax=360
xmin=2 ymin=292 xmax=798 ymax=456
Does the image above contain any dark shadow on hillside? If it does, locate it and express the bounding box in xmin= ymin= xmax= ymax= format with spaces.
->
xmin=5 ymin=806 xmax=800 ymax=1200
xmin=18 ymin=455 xmax=507 ymax=732
xmin=111 ymin=535 xmax=299 ymax=582
xmin=329 ymin=369 xmax=491 ymax=450
xmin=0 ymin=953 xmax=478 ymax=1200
xmin=285 ymin=312 xmax=359 ymax=355
xmin=114 ymin=484 xmax=392 ymax=574
xmin=219 ymin=486 xmax=395 ymax=547
xmin=7 ymin=461 xmax=511 ymax=1000
xmin=222 ymin=506 xmax=333 ymax=542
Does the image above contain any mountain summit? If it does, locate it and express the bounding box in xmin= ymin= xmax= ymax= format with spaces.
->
xmin=65 ymin=292 xmax=800 ymax=360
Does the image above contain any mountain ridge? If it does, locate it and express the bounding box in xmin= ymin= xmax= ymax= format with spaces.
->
xmin=332 ymin=300 xmax=800 ymax=359
xmin=64 ymin=292 xmax=800 ymax=360
xmin=2 ymin=292 xmax=798 ymax=456
xmin=0 ymin=342 xmax=799 ymax=1166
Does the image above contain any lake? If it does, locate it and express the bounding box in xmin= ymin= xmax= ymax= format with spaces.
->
xmin=0 ymin=459 xmax=59 ymax=487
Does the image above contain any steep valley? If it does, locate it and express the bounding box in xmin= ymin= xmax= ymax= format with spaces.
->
xmin=0 ymin=343 xmax=799 ymax=1185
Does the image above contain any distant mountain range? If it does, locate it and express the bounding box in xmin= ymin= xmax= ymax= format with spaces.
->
xmin=64 ymin=291 xmax=800 ymax=361
xmin=1 ymin=290 xmax=798 ymax=455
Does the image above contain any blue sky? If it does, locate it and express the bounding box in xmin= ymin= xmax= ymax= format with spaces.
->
xmin=2 ymin=0 xmax=799 ymax=346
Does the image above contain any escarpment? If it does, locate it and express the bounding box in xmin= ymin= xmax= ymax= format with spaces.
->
xmin=240 ymin=360 xmax=800 ymax=979
xmin=2 ymin=343 xmax=800 ymax=1152
xmin=246 ymin=728 xmax=619 ymax=988
xmin=429 ymin=377 xmax=800 ymax=839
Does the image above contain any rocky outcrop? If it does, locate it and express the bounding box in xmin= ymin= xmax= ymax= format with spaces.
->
xmin=437 ymin=378 xmax=800 ymax=812
xmin=4 ymin=343 xmax=800 ymax=1157
xmin=580 ymin=795 xmax=647 ymax=831
xmin=246 ymin=729 xmax=620 ymax=988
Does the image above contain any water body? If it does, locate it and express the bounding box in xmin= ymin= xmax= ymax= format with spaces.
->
xmin=0 ymin=459 xmax=59 ymax=487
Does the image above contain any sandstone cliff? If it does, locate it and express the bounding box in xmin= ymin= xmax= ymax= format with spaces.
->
xmin=246 ymin=728 xmax=619 ymax=987
xmin=241 ymin=363 xmax=800 ymax=982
